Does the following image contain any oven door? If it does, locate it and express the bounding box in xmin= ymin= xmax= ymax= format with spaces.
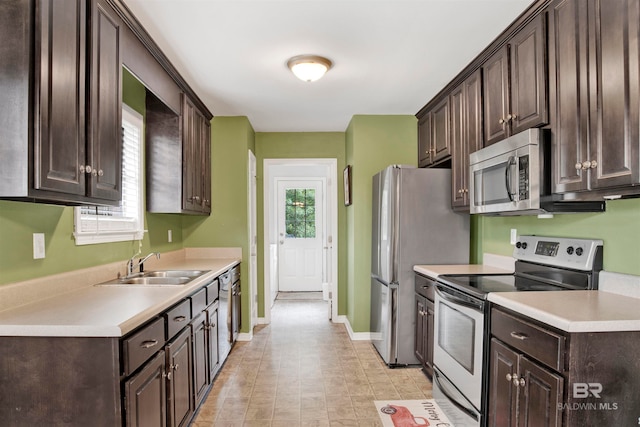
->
xmin=433 ymin=284 xmax=485 ymax=411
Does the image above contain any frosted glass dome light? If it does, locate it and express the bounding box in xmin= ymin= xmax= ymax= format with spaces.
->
xmin=287 ymin=55 xmax=333 ymax=82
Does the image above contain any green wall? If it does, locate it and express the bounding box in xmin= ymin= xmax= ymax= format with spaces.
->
xmin=474 ymin=197 xmax=640 ymax=275
xmin=345 ymin=115 xmax=418 ymax=332
xmin=254 ymin=132 xmax=347 ymax=316
xmin=0 ymin=69 xmax=184 ymax=286
xmin=182 ymin=116 xmax=255 ymax=331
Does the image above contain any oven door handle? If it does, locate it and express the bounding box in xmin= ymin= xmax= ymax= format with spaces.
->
xmin=435 ymin=285 xmax=484 ymax=311
xmin=505 ymin=155 xmax=517 ymax=202
xmin=433 ymin=369 xmax=480 ymax=422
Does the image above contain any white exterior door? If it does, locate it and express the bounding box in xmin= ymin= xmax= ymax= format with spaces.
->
xmin=277 ymin=179 xmax=324 ymax=292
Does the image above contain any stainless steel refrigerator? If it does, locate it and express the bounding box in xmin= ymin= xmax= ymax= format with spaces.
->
xmin=371 ymin=165 xmax=469 ymax=366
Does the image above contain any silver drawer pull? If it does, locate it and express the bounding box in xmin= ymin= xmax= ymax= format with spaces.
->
xmin=173 ymin=315 xmax=187 ymax=322
xmin=510 ymin=331 xmax=529 ymax=340
xmin=140 ymin=339 xmax=158 ymax=349
xmin=506 ymin=373 xmax=513 ymax=382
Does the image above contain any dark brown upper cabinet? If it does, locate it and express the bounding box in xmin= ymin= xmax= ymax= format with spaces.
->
xmin=451 ymin=69 xmax=483 ymax=210
xmin=418 ymin=95 xmax=451 ymax=167
xmin=483 ymin=14 xmax=548 ymax=146
xmin=550 ymin=0 xmax=640 ymax=195
xmin=0 ymin=0 xmax=122 ymax=206
xmin=146 ymin=93 xmax=211 ymax=215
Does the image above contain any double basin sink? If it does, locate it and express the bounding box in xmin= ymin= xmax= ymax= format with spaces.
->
xmin=96 ymin=270 xmax=210 ymax=286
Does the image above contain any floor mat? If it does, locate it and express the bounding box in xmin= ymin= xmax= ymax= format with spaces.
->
xmin=375 ymin=400 xmax=453 ymax=426
xmin=276 ymin=291 xmax=324 ymax=300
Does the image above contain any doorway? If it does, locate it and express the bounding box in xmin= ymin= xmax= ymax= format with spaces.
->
xmin=263 ymin=159 xmax=338 ymax=324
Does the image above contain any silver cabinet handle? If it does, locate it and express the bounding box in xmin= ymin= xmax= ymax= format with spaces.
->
xmin=92 ymin=169 xmax=98 ymax=176
xmin=518 ymin=377 xmax=526 ymax=387
xmin=141 ymin=339 xmax=158 ymax=348
xmin=98 ymin=169 xmax=104 ymax=176
xmin=590 ymin=160 xmax=598 ymax=169
xmin=575 ymin=162 xmax=582 ymax=171
xmin=510 ymin=331 xmax=528 ymax=340
xmin=173 ymin=315 xmax=187 ymax=322
xmin=506 ymin=373 xmax=513 ymax=382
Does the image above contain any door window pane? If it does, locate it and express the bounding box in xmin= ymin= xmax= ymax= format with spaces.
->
xmin=285 ymin=189 xmax=316 ymax=238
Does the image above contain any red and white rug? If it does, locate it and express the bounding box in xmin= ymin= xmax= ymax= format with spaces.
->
xmin=374 ymin=400 xmax=453 ymax=426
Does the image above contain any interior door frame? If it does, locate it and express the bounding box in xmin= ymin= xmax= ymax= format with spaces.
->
xmin=263 ymin=158 xmax=338 ymax=324
xmin=248 ymin=150 xmax=257 ymax=331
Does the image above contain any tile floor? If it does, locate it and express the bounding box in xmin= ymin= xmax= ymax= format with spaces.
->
xmin=192 ymin=296 xmax=433 ymax=426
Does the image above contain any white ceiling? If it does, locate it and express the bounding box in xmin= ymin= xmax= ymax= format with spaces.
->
xmin=124 ymin=0 xmax=533 ymax=132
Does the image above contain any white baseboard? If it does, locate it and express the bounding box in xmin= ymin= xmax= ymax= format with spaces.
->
xmin=335 ymin=315 xmax=371 ymax=341
xmin=254 ymin=317 xmax=269 ymax=325
xmin=237 ymin=331 xmax=253 ymax=342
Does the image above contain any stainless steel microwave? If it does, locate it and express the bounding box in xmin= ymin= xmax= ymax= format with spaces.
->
xmin=469 ymin=129 xmax=605 ymax=215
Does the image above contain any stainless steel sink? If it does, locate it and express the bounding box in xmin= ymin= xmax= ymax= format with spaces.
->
xmin=143 ymin=270 xmax=208 ymax=278
xmin=95 ymin=269 xmax=209 ymax=286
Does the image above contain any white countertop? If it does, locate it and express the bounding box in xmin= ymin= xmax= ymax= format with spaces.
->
xmin=488 ymin=290 xmax=640 ymax=333
xmin=0 ymin=257 xmax=239 ymax=338
xmin=414 ymin=264 xmax=513 ymax=278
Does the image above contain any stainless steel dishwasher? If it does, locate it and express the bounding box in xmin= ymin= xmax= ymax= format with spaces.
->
xmin=218 ymin=269 xmax=232 ymax=364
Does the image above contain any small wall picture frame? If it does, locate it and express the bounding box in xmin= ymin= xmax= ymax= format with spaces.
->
xmin=343 ymin=165 xmax=352 ymax=206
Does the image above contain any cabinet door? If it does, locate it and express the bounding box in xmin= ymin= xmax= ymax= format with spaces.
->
xmin=424 ymin=299 xmax=434 ymax=376
xmin=124 ymin=350 xmax=167 ymax=427
xmin=509 ymin=14 xmax=548 ymax=135
xmin=431 ymin=96 xmax=451 ymax=163
xmin=207 ymin=306 xmax=219 ymax=381
xmin=414 ymin=295 xmax=426 ymax=366
xmin=191 ymin=313 xmax=208 ymax=407
xmin=548 ymin=0 xmax=590 ymax=193
xmin=201 ymin=117 xmax=211 ymax=213
xmin=418 ymin=113 xmax=432 ymax=167
xmin=166 ymin=329 xmax=193 ymax=427
xmin=450 ymin=84 xmax=466 ymax=207
xmin=483 ymin=45 xmax=510 ymax=146
xmin=517 ymin=356 xmax=563 ymax=427
xmin=181 ymin=95 xmax=199 ymax=212
xmin=588 ymin=0 xmax=640 ymax=189
xmin=488 ymin=339 xmax=518 ymax=427
xmin=87 ymin=0 xmax=122 ymax=201
xmin=34 ymin=0 xmax=87 ymax=195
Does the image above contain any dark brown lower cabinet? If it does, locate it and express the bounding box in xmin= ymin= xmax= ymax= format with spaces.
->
xmin=414 ymin=274 xmax=435 ymax=377
xmin=490 ymin=307 xmax=640 ymax=426
xmin=166 ymin=328 xmax=193 ymax=427
xmin=192 ymin=311 xmax=209 ymax=407
xmin=207 ymin=303 xmax=220 ymax=381
xmin=125 ymin=350 xmax=167 ymax=427
xmin=488 ymin=338 xmax=562 ymax=427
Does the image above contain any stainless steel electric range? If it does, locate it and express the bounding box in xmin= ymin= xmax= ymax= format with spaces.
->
xmin=431 ymin=235 xmax=603 ymax=426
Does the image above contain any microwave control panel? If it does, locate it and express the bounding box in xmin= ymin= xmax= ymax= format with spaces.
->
xmin=518 ymin=155 xmax=529 ymax=201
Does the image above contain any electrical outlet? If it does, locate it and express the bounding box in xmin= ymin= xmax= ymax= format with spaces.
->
xmin=510 ymin=229 xmax=518 ymax=245
xmin=33 ymin=233 xmax=45 ymax=259
xmin=168 ymin=229 xmax=173 ymax=243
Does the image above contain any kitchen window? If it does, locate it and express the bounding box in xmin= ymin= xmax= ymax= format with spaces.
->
xmin=73 ymin=105 xmax=144 ymax=245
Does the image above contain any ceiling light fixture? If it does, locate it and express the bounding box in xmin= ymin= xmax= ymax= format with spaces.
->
xmin=287 ymin=54 xmax=333 ymax=82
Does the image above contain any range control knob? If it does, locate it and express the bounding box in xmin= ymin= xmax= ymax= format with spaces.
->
xmin=521 ymin=242 xmax=528 ymax=250
xmin=515 ymin=242 xmax=522 ymax=249
xmin=575 ymin=247 xmax=584 ymax=256
xmin=567 ymin=246 xmax=574 ymax=255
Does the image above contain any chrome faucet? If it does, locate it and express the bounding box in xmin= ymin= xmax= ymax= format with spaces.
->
xmin=126 ymin=252 xmax=160 ymax=277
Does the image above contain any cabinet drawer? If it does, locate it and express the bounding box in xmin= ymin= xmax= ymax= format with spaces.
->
xmin=231 ymin=265 xmax=240 ymax=283
xmin=491 ymin=308 xmax=565 ymax=371
xmin=206 ymin=279 xmax=219 ymax=305
xmin=165 ymin=299 xmax=191 ymax=340
xmin=415 ymin=274 xmax=435 ymax=301
xmin=122 ymin=317 xmax=165 ymax=376
xmin=191 ymin=287 xmax=207 ymax=314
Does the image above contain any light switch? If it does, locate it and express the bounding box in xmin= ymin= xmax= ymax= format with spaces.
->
xmin=168 ymin=229 xmax=173 ymax=243
xmin=33 ymin=233 xmax=45 ymax=259
xmin=510 ymin=229 xmax=517 ymax=245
